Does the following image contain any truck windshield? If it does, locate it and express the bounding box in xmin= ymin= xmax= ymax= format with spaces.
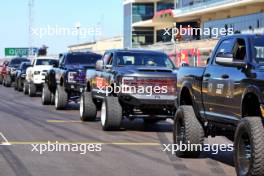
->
xmin=116 ymin=52 xmax=175 ymax=69
xmin=66 ymin=54 xmax=101 ymax=65
xmin=253 ymin=37 xmax=264 ymax=65
xmin=36 ymin=59 xmax=57 ymax=66
xmin=21 ymin=64 xmax=30 ymax=71
xmin=10 ymin=58 xmax=29 ymax=67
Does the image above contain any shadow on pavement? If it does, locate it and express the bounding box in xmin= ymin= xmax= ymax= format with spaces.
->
xmin=65 ymin=103 xmax=80 ymax=110
xmin=200 ymin=147 xmax=235 ymax=167
xmin=121 ymin=119 xmax=173 ymax=132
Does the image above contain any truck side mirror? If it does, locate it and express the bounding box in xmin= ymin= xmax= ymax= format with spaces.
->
xmin=216 ymin=52 xmax=233 ymax=59
xmin=53 ymin=62 xmax=58 ymax=68
xmin=206 ymin=57 xmax=210 ymax=65
xmin=181 ymin=63 xmax=189 ymax=67
xmin=215 ymin=52 xmax=246 ymax=68
xmin=96 ymin=60 xmax=104 ymax=71
xmin=105 ymin=65 xmax=112 ymax=70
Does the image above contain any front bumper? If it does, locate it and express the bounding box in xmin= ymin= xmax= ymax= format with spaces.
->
xmin=65 ymin=82 xmax=86 ymax=93
xmin=10 ymin=74 xmax=16 ymax=81
xmin=119 ymin=93 xmax=177 ymax=107
xmin=33 ymin=75 xmax=46 ymax=84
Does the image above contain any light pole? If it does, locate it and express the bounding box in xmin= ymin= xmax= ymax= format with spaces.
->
xmin=28 ymin=0 xmax=35 ymax=55
xmin=75 ymin=21 xmax=81 ymax=43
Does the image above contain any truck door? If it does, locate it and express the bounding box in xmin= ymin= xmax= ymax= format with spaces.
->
xmin=202 ymin=37 xmax=247 ymax=123
xmin=222 ymin=38 xmax=248 ymax=119
xmin=56 ymin=55 xmax=66 ymax=84
xmin=93 ymin=52 xmax=113 ymax=97
xmin=102 ymin=52 xmax=115 ymax=96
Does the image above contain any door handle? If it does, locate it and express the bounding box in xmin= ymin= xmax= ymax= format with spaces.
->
xmin=221 ymin=74 xmax=229 ymax=79
xmin=204 ymin=73 xmax=211 ymax=77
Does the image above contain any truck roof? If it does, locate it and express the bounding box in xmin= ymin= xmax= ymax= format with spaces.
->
xmin=107 ymin=49 xmax=166 ymax=55
xmin=221 ymin=34 xmax=264 ymax=40
xmin=11 ymin=57 xmax=28 ymax=60
xmin=62 ymin=51 xmax=102 ymax=56
xmin=35 ymin=56 xmax=58 ymax=60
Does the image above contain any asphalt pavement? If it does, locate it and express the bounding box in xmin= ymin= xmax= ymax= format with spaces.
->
xmin=0 ymin=85 xmax=236 ymax=176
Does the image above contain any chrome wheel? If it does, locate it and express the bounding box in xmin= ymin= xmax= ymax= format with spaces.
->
xmin=101 ymin=101 xmax=106 ymax=126
xmin=55 ymin=89 xmax=59 ymax=108
xmin=80 ymin=95 xmax=84 ymax=117
xmin=237 ymin=131 xmax=251 ymax=175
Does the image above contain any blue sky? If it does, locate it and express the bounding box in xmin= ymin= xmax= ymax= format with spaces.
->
xmin=0 ymin=0 xmax=123 ymax=57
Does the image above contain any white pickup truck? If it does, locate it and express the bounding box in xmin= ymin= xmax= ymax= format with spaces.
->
xmin=24 ymin=56 xmax=58 ymax=97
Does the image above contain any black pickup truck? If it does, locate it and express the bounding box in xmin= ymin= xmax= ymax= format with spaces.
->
xmin=80 ymin=49 xmax=177 ymax=131
xmin=14 ymin=62 xmax=31 ymax=91
xmin=175 ymin=34 xmax=264 ymax=176
xmin=42 ymin=52 xmax=102 ymax=108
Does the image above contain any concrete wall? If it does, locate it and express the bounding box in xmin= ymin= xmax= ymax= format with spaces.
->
xmin=68 ymin=37 xmax=123 ymax=54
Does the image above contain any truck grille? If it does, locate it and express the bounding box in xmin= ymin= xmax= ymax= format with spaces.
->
xmin=123 ymin=77 xmax=176 ymax=95
xmin=73 ymin=71 xmax=86 ymax=83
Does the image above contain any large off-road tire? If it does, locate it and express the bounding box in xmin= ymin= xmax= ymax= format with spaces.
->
xmin=28 ymin=83 xmax=36 ymax=97
xmin=14 ymin=79 xmax=18 ymax=91
xmin=80 ymin=92 xmax=97 ymax=122
xmin=50 ymin=93 xmax=55 ymax=105
xmin=17 ymin=79 xmax=23 ymax=91
xmin=173 ymin=105 xmax=205 ymax=158
xmin=42 ymin=83 xmax=52 ymax=105
xmin=101 ymin=96 xmax=122 ymax=131
xmin=234 ymin=117 xmax=264 ymax=176
xmin=5 ymin=75 xmax=11 ymax=87
xmin=54 ymin=85 xmax=68 ymax=110
xmin=0 ymin=75 xmax=3 ymax=85
xmin=23 ymin=82 xmax=29 ymax=95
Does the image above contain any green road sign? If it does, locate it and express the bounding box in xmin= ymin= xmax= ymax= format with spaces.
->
xmin=5 ymin=48 xmax=29 ymax=56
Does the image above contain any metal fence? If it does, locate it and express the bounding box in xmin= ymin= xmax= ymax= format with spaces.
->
xmin=135 ymin=41 xmax=215 ymax=67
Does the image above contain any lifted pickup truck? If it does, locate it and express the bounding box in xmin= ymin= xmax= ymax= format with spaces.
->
xmin=3 ymin=57 xmax=29 ymax=87
xmin=175 ymin=34 xmax=264 ymax=176
xmin=43 ymin=52 xmax=102 ymax=108
xmin=24 ymin=57 xmax=58 ymax=96
xmin=80 ymin=49 xmax=177 ymax=131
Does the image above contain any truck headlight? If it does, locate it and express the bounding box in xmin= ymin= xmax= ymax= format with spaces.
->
xmin=68 ymin=72 xmax=77 ymax=83
xmin=121 ymin=77 xmax=136 ymax=93
xmin=121 ymin=77 xmax=135 ymax=86
xmin=11 ymin=68 xmax=16 ymax=72
xmin=34 ymin=71 xmax=41 ymax=75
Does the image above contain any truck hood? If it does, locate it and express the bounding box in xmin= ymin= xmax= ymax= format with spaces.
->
xmin=33 ymin=65 xmax=53 ymax=71
xmin=65 ymin=64 xmax=95 ymax=71
xmin=117 ymin=65 xmax=175 ymax=74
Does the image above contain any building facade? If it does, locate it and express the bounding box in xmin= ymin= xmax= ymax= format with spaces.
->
xmin=124 ymin=0 xmax=175 ymax=48
xmin=124 ymin=0 xmax=264 ymax=66
xmin=174 ymin=0 xmax=264 ymax=39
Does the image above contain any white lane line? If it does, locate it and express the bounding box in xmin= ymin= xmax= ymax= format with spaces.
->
xmin=0 ymin=132 xmax=11 ymax=146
